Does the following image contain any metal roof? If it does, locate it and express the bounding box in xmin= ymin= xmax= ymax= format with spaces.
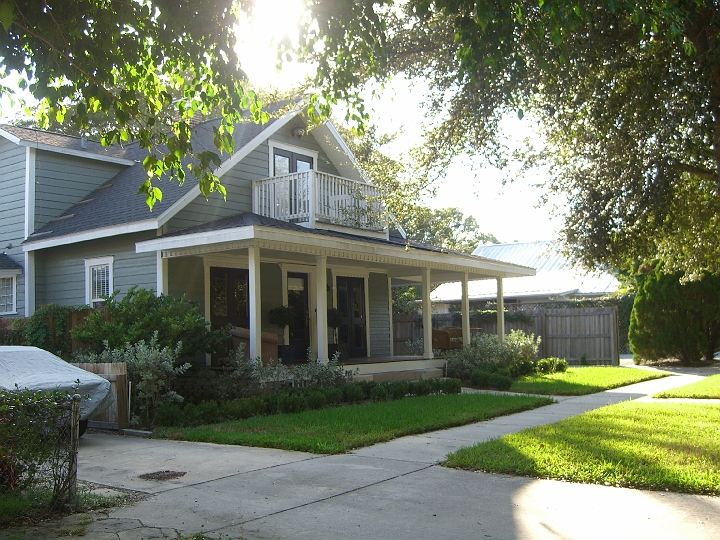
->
xmin=432 ymin=241 xmax=619 ymax=302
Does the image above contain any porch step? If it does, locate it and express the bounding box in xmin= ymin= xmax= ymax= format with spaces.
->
xmin=354 ymin=367 xmax=444 ymax=383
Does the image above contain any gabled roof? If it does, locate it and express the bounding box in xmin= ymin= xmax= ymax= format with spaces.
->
xmin=22 ymin=106 xmax=365 ymax=252
xmin=0 ymin=125 xmax=139 ymax=165
xmin=0 ymin=253 xmax=23 ymax=272
xmin=431 ymin=241 xmax=619 ymax=302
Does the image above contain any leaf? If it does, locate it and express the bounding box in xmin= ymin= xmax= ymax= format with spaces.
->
xmin=517 ymin=108 xmax=524 ymax=120
xmin=0 ymin=0 xmax=12 ymax=32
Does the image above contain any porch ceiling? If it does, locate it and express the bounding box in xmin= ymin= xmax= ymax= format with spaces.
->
xmin=136 ymin=219 xmax=535 ymax=283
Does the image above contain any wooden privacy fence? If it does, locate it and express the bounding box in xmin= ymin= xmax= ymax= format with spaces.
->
xmin=71 ymin=362 xmax=130 ymax=430
xmin=393 ymin=306 xmax=619 ymax=365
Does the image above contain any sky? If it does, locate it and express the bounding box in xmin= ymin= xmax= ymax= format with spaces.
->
xmin=0 ymin=0 xmax=562 ymax=244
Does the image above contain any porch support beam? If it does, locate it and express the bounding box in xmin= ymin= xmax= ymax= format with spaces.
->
xmin=421 ymin=266 xmax=433 ymax=359
xmin=156 ymin=252 xmax=168 ymax=296
xmin=248 ymin=244 xmax=262 ymax=360
xmin=496 ymin=277 xmax=505 ymax=342
xmin=461 ymin=272 xmax=470 ymax=346
xmin=316 ymin=255 xmax=329 ymax=364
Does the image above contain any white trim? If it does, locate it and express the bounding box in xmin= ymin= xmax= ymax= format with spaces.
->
xmin=248 ymin=245 xmax=262 ymax=359
xmin=323 ymin=122 xmax=367 ymax=181
xmin=0 ymin=272 xmax=18 ymax=316
xmin=422 ymin=267 xmax=433 ymax=359
xmin=496 ymin=277 xmax=505 ymax=341
xmin=84 ymin=256 xmax=114 ymax=307
xmin=387 ymin=275 xmax=394 ymax=356
xmin=24 ymin=220 xmax=157 ymax=251
xmin=364 ymin=274 xmax=371 ymax=358
xmin=0 ymin=128 xmax=136 ymax=166
xmin=23 ymin=252 xmax=34 ymax=317
xmin=156 ymin=252 xmax=168 ymax=296
xmin=24 ymin=147 xmax=36 ymax=239
xmin=316 ymin=255 xmax=328 ymax=364
xmin=267 ymin=139 xmax=319 ymax=175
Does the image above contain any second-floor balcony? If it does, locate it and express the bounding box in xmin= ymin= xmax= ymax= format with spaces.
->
xmin=252 ymin=171 xmax=386 ymax=233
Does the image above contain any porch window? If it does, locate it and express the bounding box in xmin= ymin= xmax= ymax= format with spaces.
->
xmin=0 ymin=274 xmax=16 ymax=315
xmin=85 ymin=256 xmax=113 ymax=309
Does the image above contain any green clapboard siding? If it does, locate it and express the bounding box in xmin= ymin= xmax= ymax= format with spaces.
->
xmin=36 ymin=232 xmax=157 ymax=307
xmin=368 ymin=272 xmax=391 ymax=356
xmin=168 ymin=256 xmax=205 ymax=307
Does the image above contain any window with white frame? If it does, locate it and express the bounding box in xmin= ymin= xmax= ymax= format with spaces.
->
xmin=85 ymin=257 xmax=113 ymax=309
xmin=0 ymin=273 xmax=17 ymax=315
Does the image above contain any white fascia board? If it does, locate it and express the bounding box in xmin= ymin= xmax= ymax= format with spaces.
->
xmin=156 ymin=110 xmax=300 ymax=226
xmin=23 ymin=219 xmax=158 ymax=251
xmin=313 ymin=122 xmax=366 ymax=182
xmin=135 ymin=225 xmax=256 ymax=253
xmin=0 ymin=127 xmax=21 ymax=144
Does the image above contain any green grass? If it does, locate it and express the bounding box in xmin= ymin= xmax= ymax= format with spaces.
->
xmin=509 ymin=367 xmax=668 ymax=395
xmin=654 ymin=374 xmax=720 ymax=399
xmin=154 ymin=393 xmax=553 ymax=453
xmin=445 ymin=401 xmax=720 ymax=494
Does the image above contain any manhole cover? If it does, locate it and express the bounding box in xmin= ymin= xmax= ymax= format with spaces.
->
xmin=138 ymin=470 xmax=187 ymax=481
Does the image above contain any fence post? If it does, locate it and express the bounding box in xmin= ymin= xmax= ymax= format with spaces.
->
xmin=68 ymin=394 xmax=81 ymax=510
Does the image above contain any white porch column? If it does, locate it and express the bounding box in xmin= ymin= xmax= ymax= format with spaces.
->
xmin=496 ymin=277 xmax=505 ymax=342
xmin=316 ymin=255 xmax=329 ymax=364
xmin=248 ymin=244 xmax=262 ymax=360
xmin=421 ymin=266 xmax=433 ymax=359
xmin=156 ymin=251 xmax=168 ymax=296
xmin=388 ymin=275 xmax=394 ymax=356
xmin=24 ymin=252 xmax=35 ymax=317
xmin=461 ymin=272 xmax=470 ymax=346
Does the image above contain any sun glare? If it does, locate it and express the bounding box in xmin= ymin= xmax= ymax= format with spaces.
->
xmin=235 ymin=0 xmax=313 ymax=90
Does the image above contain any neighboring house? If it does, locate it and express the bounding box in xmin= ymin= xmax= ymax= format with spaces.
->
xmin=432 ymin=241 xmax=619 ymax=313
xmin=0 ymin=108 xmax=534 ymax=376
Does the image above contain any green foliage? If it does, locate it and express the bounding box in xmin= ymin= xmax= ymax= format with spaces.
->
xmin=268 ymin=305 xmax=296 ymax=330
xmin=445 ymin=330 xmax=541 ymax=380
xmin=654 ymin=374 xmax=720 ymax=399
xmin=23 ymin=304 xmax=85 ymax=359
xmin=326 ymin=308 xmax=344 ymax=329
xmin=0 ymin=389 xmax=76 ymax=524
xmin=470 ymin=310 xmax=533 ymax=325
xmin=74 ymin=335 xmax=190 ymax=427
xmin=629 ymin=263 xmax=720 ymax=365
xmin=403 ymin=206 xmax=499 ymax=253
xmin=510 ymin=367 xmax=667 ymax=396
xmin=487 ymin=373 xmax=513 ymax=391
xmin=0 ymin=318 xmax=26 ymax=346
xmin=535 ymin=357 xmax=568 ymax=374
xmin=0 ymin=0 xmax=269 ymax=209
xmin=71 ymin=287 xmax=226 ymax=357
xmin=155 ymin=377 xmax=463 ymax=428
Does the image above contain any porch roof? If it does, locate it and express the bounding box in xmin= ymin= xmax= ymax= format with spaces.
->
xmin=135 ymin=212 xmax=536 ymax=283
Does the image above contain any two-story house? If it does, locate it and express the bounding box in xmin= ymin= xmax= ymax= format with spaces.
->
xmin=0 ymin=107 xmax=534 ymax=377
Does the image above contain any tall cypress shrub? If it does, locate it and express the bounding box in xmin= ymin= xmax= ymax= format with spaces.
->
xmin=629 ymin=263 xmax=720 ymax=364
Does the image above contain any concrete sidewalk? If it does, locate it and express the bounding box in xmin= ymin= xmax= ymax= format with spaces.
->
xmin=3 ymin=368 xmax=720 ymax=540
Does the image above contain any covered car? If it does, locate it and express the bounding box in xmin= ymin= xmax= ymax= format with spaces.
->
xmin=0 ymin=346 xmax=115 ymax=424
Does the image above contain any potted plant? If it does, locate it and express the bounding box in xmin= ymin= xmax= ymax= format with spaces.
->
xmin=326 ymin=307 xmax=347 ymax=360
xmin=269 ymin=305 xmax=296 ymax=363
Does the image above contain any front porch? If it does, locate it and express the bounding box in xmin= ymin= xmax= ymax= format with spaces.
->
xmin=136 ymin=213 xmax=535 ymax=375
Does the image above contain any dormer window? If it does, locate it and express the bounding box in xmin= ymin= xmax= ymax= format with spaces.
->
xmin=269 ymin=140 xmax=317 ymax=177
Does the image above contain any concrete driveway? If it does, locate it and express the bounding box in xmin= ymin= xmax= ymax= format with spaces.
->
xmin=3 ymin=367 xmax=720 ymax=539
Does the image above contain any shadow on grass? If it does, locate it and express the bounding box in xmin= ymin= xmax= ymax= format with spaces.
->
xmin=445 ymin=401 xmax=720 ymax=495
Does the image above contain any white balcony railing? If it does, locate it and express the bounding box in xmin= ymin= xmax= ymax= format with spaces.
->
xmin=253 ymin=171 xmax=385 ymax=231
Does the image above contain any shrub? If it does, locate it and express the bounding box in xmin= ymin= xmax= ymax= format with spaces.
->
xmin=488 ymin=373 xmax=513 ymax=391
xmin=388 ymin=381 xmax=409 ymax=400
xmin=0 ymin=318 xmax=26 ymax=346
xmin=470 ymin=369 xmax=490 ymax=388
xmin=370 ymin=384 xmax=388 ymax=401
xmin=74 ymin=334 xmax=190 ymax=427
xmin=446 ymin=330 xmax=540 ymax=380
xmin=342 ymin=383 xmax=364 ymax=403
xmin=72 ymin=287 xmax=227 ymax=357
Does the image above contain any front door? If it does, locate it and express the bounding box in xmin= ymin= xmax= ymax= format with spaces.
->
xmin=336 ymin=276 xmax=367 ymax=358
xmin=287 ymin=272 xmax=310 ymax=361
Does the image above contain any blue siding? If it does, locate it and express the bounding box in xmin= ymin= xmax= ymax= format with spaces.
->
xmin=168 ymin=256 xmax=204 ymax=306
xmin=0 ymin=138 xmax=28 ymax=315
xmin=369 ymin=272 xmax=391 ymax=356
xmin=35 ymin=232 xmax=157 ymax=307
xmin=34 ymin=151 xmax=125 ymax=230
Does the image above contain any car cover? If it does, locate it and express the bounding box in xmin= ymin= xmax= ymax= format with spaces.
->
xmin=0 ymin=346 xmax=115 ymax=420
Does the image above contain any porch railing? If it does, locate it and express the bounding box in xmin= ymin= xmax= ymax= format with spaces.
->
xmin=252 ymin=171 xmax=385 ymax=230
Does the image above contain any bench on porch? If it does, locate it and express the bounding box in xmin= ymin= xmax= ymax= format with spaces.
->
xmin=229 ymin=327 xmax=279 ymax=366
xmin=432 ymin=327 xmax=464 ymax=351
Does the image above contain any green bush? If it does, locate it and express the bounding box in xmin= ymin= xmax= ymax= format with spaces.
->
xmin=470 ymin=369 xmax=490 ymax=387
xmin=370 ymin=384 xmax=388 ymax=401
xmin=488 ymin=373 xmax=513 ymax=391
xmin=74 ymin=334 xmax=190 ymax=427
xmin=72 ymin=287 xmax=227 ymax=357
xmin=343 ymin=383 xmax=365 ymax=403
xmin=446 ymin=330 xmax=540 ymax=380
xmin=388 ymin=381 xmax=409 ymax=400
xmin=0 ymin=318 xmax=26 ymax=346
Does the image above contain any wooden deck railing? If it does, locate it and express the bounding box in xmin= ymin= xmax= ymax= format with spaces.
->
xmin=253 ymin=171 xmax=385 ymax=230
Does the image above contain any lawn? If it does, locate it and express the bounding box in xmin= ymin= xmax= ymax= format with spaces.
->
xmin=654 ymin=374 xmax=720 ymax=399
xmin=154 ymin=393 xmax=553 ymax=453
xmin=445 ymin=401 xmax=720 ymax=495
xmin=509 ymin=366 xmax=668 ymax=395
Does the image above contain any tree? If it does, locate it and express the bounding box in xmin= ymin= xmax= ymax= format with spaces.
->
xmin=403 ymin=206 xmax=498 ymax=253
xmin=0 ymin=0 xmax=271 ymax=208
xmin=629 ymin=262 xmax=720 ymax=365
xmin=297 ymin=1 xmax=720 ymax=276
